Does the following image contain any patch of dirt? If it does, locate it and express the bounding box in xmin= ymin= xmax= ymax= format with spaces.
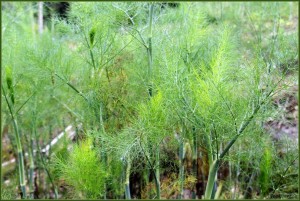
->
xmin=264 ymin=85 xmax=298 ymax=145
xmin=283 ymin=16 xmax=298 ymax=35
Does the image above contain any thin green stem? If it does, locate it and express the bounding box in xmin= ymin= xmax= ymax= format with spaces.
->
xmin=147 ymin=3 xmax=154 ymax=97
xmin=36 ymin=137 xmax=58 ymax=199
xmin=99 ymin=39 xmax=133 ymax=70
xmin=211 ymin=81 xmax=238 ymax=134
xmin=52 ymin=96 xmax=83 ymax=120
xmin=2 ymin=86 xmax=26 ymax=199
xmin=204 ymin=83 xmax=279 ymax=199
xmin=155 ymin=146 xmax=161 ymax=199
xmin=32 ymin=109 xmax=58 ymax=199
xmin=28 ymin=151 xmax=34 ymax=199
xmin=54 ymin=73 xmax=88 ymax=102
xmin=26 ymin=115 xmax=35 ymax=199
xmin=178 ymin=139 xmax=184 ymax=199
xmin=101 ymin=134 xmax=108 ymax=199
xmin=204 ymin=160 xmax=220 ymax=199
xmin=124 ymin=157 xmax=131 ymax=199
xmin=204 ymin=105 xmax=261 ymax=200
xmin=138 ymin=135 xmax=160 ymax=199
xmin=84 ymin=34 xmax=97 ymax=70
xmin=15 ymin=92 xmax=35 ymax=115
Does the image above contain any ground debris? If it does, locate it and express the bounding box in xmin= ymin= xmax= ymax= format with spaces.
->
xmin=264 ymin=85 xmax=298 ymax=144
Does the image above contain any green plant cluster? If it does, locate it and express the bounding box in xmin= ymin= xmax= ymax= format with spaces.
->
xmin=1 ymin=2 xmax=298 ymax=200
xmin=53 ymin=139 xmax=107 ymax=199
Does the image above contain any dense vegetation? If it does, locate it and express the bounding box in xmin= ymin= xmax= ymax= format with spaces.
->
xmin=1 ymin=2 xmax=298 ymax=199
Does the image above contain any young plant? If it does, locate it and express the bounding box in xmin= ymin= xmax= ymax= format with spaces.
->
xmin=54 ymin=138 xmax=107 ymax=199
xmin=137 ymin=90 xmax=167 ymax=199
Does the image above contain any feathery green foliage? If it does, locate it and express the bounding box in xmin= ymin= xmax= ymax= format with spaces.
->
xmin=54 ymin=138 xmax=107 ymax=199
xmin=259 ymin=143 xmax=272 ymax=196
xmin=1 ymin=1 xmax=298 ymax=199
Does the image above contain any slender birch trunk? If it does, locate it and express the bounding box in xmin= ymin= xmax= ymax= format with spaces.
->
xmin=38 ymin=2 xmax=43 ymax=34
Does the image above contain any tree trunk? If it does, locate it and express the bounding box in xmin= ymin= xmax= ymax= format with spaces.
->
xmin=38 ymin=2 xmax=43 ymax=34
